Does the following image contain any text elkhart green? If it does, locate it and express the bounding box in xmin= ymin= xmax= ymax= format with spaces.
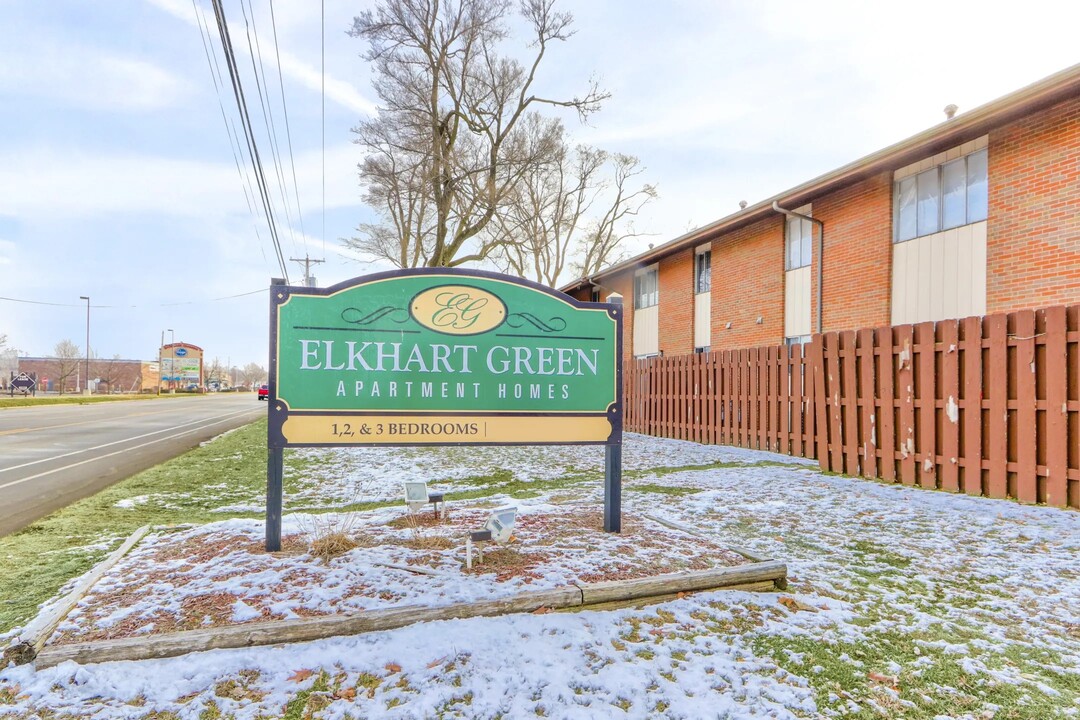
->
xmin=298 ymin=340 xmax=600 ymax=376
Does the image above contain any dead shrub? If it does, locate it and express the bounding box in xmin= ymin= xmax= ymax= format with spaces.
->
xmin=310 ymin=531 xmax=361 ymax=562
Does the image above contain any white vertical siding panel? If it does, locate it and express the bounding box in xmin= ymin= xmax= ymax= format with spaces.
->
xmin=971 ymin=221 xmax=987 ymax=316
xmin=891 ymin=220 xmax=988 ymax=325
xmin=943 ymin=225 xmax=960 ymax=316
xmin=929 ymin=232 xmax=946 ymax=321
xmin=955 ymin=225 xmax=973 ymax=318
xmin=784 ymin=267 xmax=812 ymax=337
xmin=633 ymin=305 xmax=659 ymax=357
xmin=694 ymin=293 xmax=711 ymax=348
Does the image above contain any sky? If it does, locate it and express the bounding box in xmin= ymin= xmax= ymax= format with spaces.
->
xmin=1 ymin=0 xmax=1078 ymax=370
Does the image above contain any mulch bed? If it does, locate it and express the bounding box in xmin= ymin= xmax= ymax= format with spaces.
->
xmin=46 ymin=505 xmax=749 ymax=647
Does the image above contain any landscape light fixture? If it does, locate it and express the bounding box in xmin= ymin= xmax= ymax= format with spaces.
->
xmin=403 ymin=481 xmax=429 ymax=514
xmin=484 ymin=507 xmax=517 ymax=543
xmin=79 ymin=296 xmax=90 ymax=396
xmin=465 ymin=507 xmax=518 ymax=569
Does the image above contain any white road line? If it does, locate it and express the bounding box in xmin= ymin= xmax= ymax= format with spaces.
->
xmin=0 ymin=405 xmax=188 ymax=437
xmin=0 ymin=407 xmax=262 ymax=476
xmin=0 ymin=409 xmax=263 ymax=491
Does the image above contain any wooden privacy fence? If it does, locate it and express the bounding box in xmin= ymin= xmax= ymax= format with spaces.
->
xmin=624 ymin=304 xmax=1080 ymax=509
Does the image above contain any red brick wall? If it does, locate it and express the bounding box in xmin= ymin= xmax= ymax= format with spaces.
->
xmin=987 ymin=95 xmax=1080 ymax=312
xmin=657 ymin=248 xmax=695 ymax=354
xmin=815 ymin=171 xmax=893 ymax=331
xmin=709 ymin=216 xmax=786 ymax=350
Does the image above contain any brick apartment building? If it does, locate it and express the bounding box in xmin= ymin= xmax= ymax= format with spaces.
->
xmin=562 ymin=64 xmax=1080 ymax=361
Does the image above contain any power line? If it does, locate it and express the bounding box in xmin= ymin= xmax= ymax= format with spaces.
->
xmin=238 ymin=0 xmax=299 ymax=256
xmin=0 ymin=289 xmax=267 ymax=309
xmin=209 ymin=0 xmax=290 ymax=284
xmin=321 ymin=0 xmax=326 ymax=259
xmin=191 ymin=0 xmax=271 ymax=274
xmin=268 ymin=0 xmax=309 ymax=252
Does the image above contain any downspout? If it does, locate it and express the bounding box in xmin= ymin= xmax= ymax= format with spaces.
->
xmin=772 ymin=202 xmax=825 ymax=334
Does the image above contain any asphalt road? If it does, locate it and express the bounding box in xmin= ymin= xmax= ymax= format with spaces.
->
xmin=0 ymin=394 xmax=266 ymax=536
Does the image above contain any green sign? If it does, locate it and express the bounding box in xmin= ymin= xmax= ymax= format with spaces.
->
xmin=268 ymin=269 xmax=622 ymax=447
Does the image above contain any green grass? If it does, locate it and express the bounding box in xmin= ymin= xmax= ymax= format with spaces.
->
xmin=0 ymin=393 xmax=188 ymax=409
xmin=0 ymin=420 xmax=268 ymax=634
xmin=627 ymin=483 xmax=703 ymax=496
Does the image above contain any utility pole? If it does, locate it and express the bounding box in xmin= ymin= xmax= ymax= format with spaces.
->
xmin=290 ymin=254 xmax=325 ymax=287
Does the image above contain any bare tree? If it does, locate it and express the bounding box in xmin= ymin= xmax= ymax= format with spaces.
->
xmin=92 ymin=354 xmax=121 ymax=394
xmin=240 ymin=362 xmax=266 ymax=387
xmin=205 ymin=358 xmax=226 ymax=387
xmin=491 ymin=119 xmax=657 ymax=286
xmin=346 ymin=0 xmax=608 ymax=268
xmin=574 ymin=153 xmax=657 ymax=279
xmin=54 ymin=340 xmax=81 ymax=395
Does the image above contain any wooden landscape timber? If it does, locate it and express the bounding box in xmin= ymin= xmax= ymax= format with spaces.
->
xmin=2 ymin=525 xmax=151 ymax=667
xmin=27 ymin=558 xmax=787 ymax=668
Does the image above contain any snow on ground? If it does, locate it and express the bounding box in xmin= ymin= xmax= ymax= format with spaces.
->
xmin=48 ymin=505 xmax=746 ymax=646
xmin=4 ymin=434 xmax=1079 ymax=719
xmin=213 ymin=434 xmax=810 ymax=512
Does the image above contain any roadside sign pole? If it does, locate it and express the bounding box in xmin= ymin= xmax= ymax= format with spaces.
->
xmin=266 ymin=277 xmax=285 ymax=551
xmin=604 ymin=444 xmax=622 ymax=533
xmin=266 ymin=447 xmax=283 ymax=551
xmin=603 ymin=292 xmax=623 ymax=533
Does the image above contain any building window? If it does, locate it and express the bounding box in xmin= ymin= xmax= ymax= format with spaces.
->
xmin=895 ymin=148 xmax=987 ymax=242
xmin=590 ymin=288 xmax=601 ymax=303
xmin=695 ymin=251 xmax=711 ymax=294
xmin=694 ymin=346 xmax=710 ymax=354
xmin=785 ymin=215 xmax=813 ymax=270
xmin=634 ymin=268 xmax=658 ymax=309
xmin=785 ymin=335 xmax=811 ymax=347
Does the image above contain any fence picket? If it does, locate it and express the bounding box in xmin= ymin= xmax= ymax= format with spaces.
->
xmin=961 ymin=316 xmax=984 ymax=496
xmin=1043 ymin=307 xmax=1068 ymax=507
xmin=939 ymin=320 xmax=960 ymax=493
xmin=915 ymin=322 xmax=937 ymax=489
xmin=779 ymin=345 xmax=791 ymax=456
xmin=840 ymin=331 xmax=860 ymax=475
xmin=876 ymin=327 xmax=896 ymax=483
xmin=811 ymin=336 xmax=829 ymax=470
xmin=986 ymin=314 xmax=1008 ymax=499
xmin=858 ymin=329 xmax=877 ymax=478
xmin=791 ymin=344 xmax=804 ymax=458
xmin=897 ymin=325 xmax=916 ymax=485
xmin=824 ymin=333 xmax=844 ymax=472
xmin=1015 ymin=310 xmax=1037 ymax=503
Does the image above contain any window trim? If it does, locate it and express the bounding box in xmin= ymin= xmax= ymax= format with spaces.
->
xmin=784 ymin=207 xmax=813 ymax=271
xmin=894 ymin=147 xmax=988 ymax=243
xmin=695 ymin=249 xmax=711 ymax=295
xmin=633 ymin=266 xmax=659 ymax=309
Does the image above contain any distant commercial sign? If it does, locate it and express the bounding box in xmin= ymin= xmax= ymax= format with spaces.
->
xmin=9 ymin=372 xmax=36 ymax=395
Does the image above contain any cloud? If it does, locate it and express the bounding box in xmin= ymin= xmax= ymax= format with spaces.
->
xmin=146 ymin=0 xmax=377 ymax=116
xmin=0 ymin=140 xmax=364 ymax=223
xmin=0 ymin=41 xmax=192 ymax=112
xmin=0 ymin=239 xmax=14 ymax=266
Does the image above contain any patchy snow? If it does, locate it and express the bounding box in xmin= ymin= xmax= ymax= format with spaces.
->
xmin=2 ymin=433 xmax=1078 ymax=719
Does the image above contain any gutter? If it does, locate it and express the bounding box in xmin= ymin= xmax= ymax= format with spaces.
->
xmin=772 ymin=202 xmax=824 ymax=334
